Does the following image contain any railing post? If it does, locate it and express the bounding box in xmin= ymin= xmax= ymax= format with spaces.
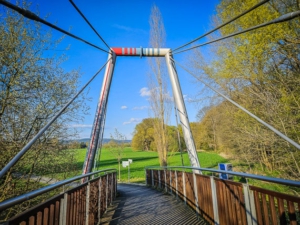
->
xmin=85 ymin=182 xmax=91 ymax=225
xmin=151 ymin=170 xmax=154 ymax=187
xmin=243 ymin=184 xmax=257 ymax=225
xmin=98 ymin=177 xmax=102 ymax=224
xmin=110 ymin=173 xmax=113 ymax=205
xmin=193 ymin=172 xmax=199 ymax=215
xmin=158 ymin=170 xmax=161 ymax=189
xmin=175 ymin=170 xmax=177 ymax=197
xmin=164 ymin=169 xmax=167 ymax=192
xmin=106 ymin=173 xmax=108 ymax=210
xmin=210 ymin=177 xmax=219 ymax=225
xmin=170 ymin=170 xmax=173 ymax=195
xmin=59 ymin=192 xmax=68 ymax=225
xmin=183 ymin=171 xmax=187 ymax=205
xmin=115 ymin=172 xmax=117 ymax=198
xmin=145 ymin=169 xmax=148 ymax=186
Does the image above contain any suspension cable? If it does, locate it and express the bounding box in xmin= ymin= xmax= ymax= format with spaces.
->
xmin=174 ymin=10 xmax=300 ymax=54
xmin=172 ymin=0 xmax=270 ymax=53
xmin=0 ymin=0 xmax=111 ymax=54
xmin=171 ymin=58 xmax=300 ymax=151
xmin=69 ymin=0 xmax=110 ymax=50
xmin=0 ymin=59 xmax=111 ymax=179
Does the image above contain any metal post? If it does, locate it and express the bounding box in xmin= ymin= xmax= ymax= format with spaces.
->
xmin=165 ymin=51 xmax=201 ymax=171
xmin=158 ymin=170 xmax=161 ymax=189
xmin=128 ymin=163 xmax=130 ymax=183
xmin=59 ymin=193 xmax=67 ymax=225
xmin=243 ymin=184 xmax=257 ymax=225
xmin=86 ymin=182 xmax=91 ymax=225
xmin=175 ymin=170 xmax=178 ymax=198
xmin=210 ymin=177 xmax=219 ymax=225
xmin=183 ymin=172 xmax=187 ymax=204
xmin=98 ymin=177 xmax=102 ymax=224
xmin=106 ymin=174 xmax=108 ymax=210
xmin=193 ymin=172 xmax=199 ymax=215
xmin=164 ymin=170 xmax=167 ymax=192
xmin=110 ymin=173 xmax=113 ymax=205
xmin=82 ymin=50 xmax=117 ymax=178
xmin=168 ymin=170 xmax=171 ymax=194
xmin=152 ymin=170 xmax=154 ymax=187
xmin=145 ymin=169 xmax=148 ymax=186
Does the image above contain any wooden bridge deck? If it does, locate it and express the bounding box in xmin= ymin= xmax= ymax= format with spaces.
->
xmin=100 ymin=183 xmax=207 ymax=225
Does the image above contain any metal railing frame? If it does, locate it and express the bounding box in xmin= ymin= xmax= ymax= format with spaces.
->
xmin=145 ymin=166 xmax=300 ymax=188
xmin=0 ymin=168 xmax=116 ymax=212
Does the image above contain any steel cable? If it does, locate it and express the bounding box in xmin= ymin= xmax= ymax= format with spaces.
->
xmin=171 ymin=58 xmax=300 ymax=151
xmin=0 ymin=59 xmax=112 ymax=179
xmin=173 ymin=0 xmax=270 ymax=52
xmin=69 ymin=0 xmax=110 ymax=50
xmin=174 ymin=10 xmax=300 ymax=54
xmin=0 ymin=0 xmax=111 ymax=54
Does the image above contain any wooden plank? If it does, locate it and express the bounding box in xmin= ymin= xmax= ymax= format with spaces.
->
xmin=36 ymin=211 xmax=42 ymax=225
xmin=269 ymin=196 xmax=278 ymax=224
xmin=49 ymin=203 xmax=54 ymax=225
xmin=29 ymin=215 xmax=35 ymax=225
xmin=254 ymin=191 xmax=263 ymax=225
xmin=261 ymin=193 xmax=270 ymax=225
xmin=43 ymin=207 xmax=49 ymax=225
xmin=287 ymin=201 xmax=296 ymax=225
xmin=238 ymin=185 xmax=247 ymax=225
xmin=217 ymin=180 xmax=226 ymax=225
xmin=277 ymin=198 xmax=287 ymax=225
xmin=250 ymin=186 xmax=300 ymax=202
xmin=54 ymin=200 xmax=60 ymax=225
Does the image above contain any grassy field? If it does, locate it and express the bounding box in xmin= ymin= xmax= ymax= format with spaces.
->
xmin=70 ymin=147 xmax=228 ymax=183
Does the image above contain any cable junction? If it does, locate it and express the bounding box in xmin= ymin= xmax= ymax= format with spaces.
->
xmin=69 ymin=0 xmax=110 ymax=50
xmin=0 ymin=0 xmax=110 ymax=54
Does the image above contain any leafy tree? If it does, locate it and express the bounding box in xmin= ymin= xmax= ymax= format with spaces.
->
xmin=132 ymin=118 xmax=155 ymax=151
xmin=0 ymin=3 xmax=86 ymax=219
xmin=190 ymin=0 xmax=300 ymax=179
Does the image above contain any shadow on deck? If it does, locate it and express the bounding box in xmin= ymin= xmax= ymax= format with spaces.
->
xmin=101 ymin=183 xmax=207 ymax=225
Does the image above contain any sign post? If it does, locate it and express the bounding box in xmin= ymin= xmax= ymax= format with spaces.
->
xmin=122 ymin=159 xmax=133 ymax=183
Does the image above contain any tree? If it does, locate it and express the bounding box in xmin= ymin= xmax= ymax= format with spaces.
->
xmin=148 ymin=4 xmax=171 ymax=166
xmin=190 ymin=0 xmax=300 ymax=179
xmin=107 ymin=129 xmax=127 ymax=181
xmin=132 ymin=118 xmax=155 ymax=151
xmin=0 ymin=3 xmax=86 ymax=219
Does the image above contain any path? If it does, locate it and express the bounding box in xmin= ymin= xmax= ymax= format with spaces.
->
xmin=101 ymin=183 xmax=207 ymax=225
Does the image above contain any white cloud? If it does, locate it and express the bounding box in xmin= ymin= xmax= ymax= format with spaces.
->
xmin=67 ymin=124 xmax=93 ymax=128
xmin=123 ymin=118 xmax=141 ymax=125
xmin=140 ymin=87 xmax=151 ymax=97
xmin=132 ymin=106 xmax=148 ymax=110
xmin=121 ymin=105 xmax=128 ymax=109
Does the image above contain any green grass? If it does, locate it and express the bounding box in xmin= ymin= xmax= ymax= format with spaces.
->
xmin=70 ymin=147 xmax=228 ymax=183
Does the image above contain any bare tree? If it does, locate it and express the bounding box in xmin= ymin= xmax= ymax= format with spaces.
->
xmin=148 ymin=4 xmax=171 ymax=166
xmin=107 ymin=129 xmax=127 ymax=181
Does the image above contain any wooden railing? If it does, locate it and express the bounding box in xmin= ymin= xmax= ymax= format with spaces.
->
xmin=2 ymin=170 xmax=116 ymax=225
xmin=146 ymin=168 xmax=300 ymax=225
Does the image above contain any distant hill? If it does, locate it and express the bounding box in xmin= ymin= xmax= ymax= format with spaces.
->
xmin=65 ymin=138 xmax=131 ymax=144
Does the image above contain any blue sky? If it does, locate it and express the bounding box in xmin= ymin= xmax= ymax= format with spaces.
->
xmin=24 ymin=0 xmax=219 ymax=139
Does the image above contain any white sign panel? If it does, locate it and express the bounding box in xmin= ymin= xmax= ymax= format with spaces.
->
xmin=122 ymin=161 xmax=129 ymax=167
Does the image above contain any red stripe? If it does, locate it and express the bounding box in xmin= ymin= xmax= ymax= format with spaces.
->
xmin=83 ymin=60 xmax=112 ymax=176
xmin=112 ymin=48 xmax=122 ymax=55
